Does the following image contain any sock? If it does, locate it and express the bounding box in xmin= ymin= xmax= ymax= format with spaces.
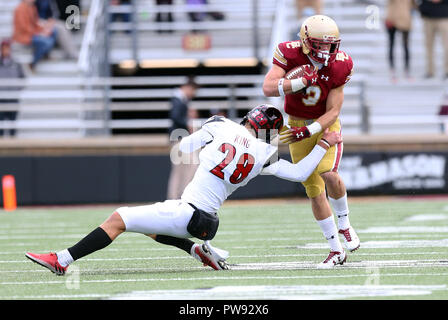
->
xmin=67 ymin=227 xmax=112 ymax=261
xmin=317 ymin=216 xmax=343 ymax=253
xmin=328 ymin=193 xmax=351 ymax=230
xmin=154 ymin=235 xmax=195 ymax=255
xmin=56 ymin=249 xmax=74 ymax=267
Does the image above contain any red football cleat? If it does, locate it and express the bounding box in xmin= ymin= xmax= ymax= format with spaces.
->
xmin=25 ymin=252 xmax=68 ymax=276
xmin=191 ymin=244 xmax=229 ymax=270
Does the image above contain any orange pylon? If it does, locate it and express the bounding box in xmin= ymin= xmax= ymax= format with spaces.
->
xmin=2 ymin=175 xmax=17 ymax=211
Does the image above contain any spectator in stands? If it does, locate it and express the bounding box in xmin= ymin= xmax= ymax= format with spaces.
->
xmin=167 ymin=77 xmax=200 ymax=200
xmin=12 ymin=0 xmax=57 ymax=71
xmin=418 ymin=0 xmax=448 ymax=79
xmin=35 ymin=0 xmax=78 ymax=60
xmin=0 ymin=39 xmax=25 ymax=137
xmin=385 ymin=0 xmax=416 ymax=82
xmin=295 ymin=0 xmax=322 ymax=21
xmin=186 ymin=0 xmax=225 ymax=24
xmin=155 ymin=0 xmax=174 ymax=33
xmin=111 ymin=0 xmax=132 ymax=32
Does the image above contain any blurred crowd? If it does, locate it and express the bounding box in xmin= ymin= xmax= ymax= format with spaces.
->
xmin=10 ymin=0 xmax=79 ymax=72
xmin=1 ymin=0 xmax=448 ymax=139
xmin=385 ymin=0 xmax=448 ymax=81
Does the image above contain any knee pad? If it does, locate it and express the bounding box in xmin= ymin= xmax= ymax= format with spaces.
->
xmin=302 ymin=174 xmax=326 ymax=198
xmin=187 ymin=206 xmax=219 ymax=240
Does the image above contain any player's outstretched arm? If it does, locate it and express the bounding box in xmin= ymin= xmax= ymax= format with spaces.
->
xmin=278 ymin=85 xmax=344 ymax=144
xmin=263 ymin=130 xmax=342 ymax=182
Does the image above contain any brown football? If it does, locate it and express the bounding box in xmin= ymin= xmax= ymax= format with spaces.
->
xmin=285 ymin=64 xmax=310 ymax=80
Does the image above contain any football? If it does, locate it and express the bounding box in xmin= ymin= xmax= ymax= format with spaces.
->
xmin=284 ymin=64 xmax=310 ymax=80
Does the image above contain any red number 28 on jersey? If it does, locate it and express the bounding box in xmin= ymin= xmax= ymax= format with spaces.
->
xmin=210 ymin=143 xmax=255 ymax=184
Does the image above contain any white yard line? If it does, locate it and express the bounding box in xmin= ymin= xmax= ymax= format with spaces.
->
xmin=2 ymin=248 xmax=446 ymax=255
xmin=2 ymin=258 xmax=448 ymax=274
xmin=2 ymin=284 xmax=446 ymax=300
xmin=299 ymin=239 xmax=448 ymax=249
xmin=2 ymin=272 xmax=448 ymax=286
xmin=2 ymin=233 xmax=448 ymax=243
xmin=108 ymin=284 xmax=448 ymax=300
xmin=359 ymin=226 xmax=448 ymax=233
xmin=405 ymin=214 xmax=448 ymax=222
xmin=4 ymin=251 xmax=447 ymax=264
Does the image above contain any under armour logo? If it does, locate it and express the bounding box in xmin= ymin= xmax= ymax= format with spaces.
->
xmin=296 ymin=132 xmax=304 ymax=138
xmin=321 ymin=75 xmax=329 ymax=81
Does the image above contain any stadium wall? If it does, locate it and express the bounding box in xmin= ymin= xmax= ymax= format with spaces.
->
xmin=0 ymin=135 xmax=447 ymax=205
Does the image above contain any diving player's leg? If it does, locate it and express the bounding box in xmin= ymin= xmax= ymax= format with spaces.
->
xmin=25 ymin=200 xmax=193 ymax=275
xmin=25 ymin=211 xmax=124 ymax=275
xmin=148 ymin=234 xmax=229 ymax=270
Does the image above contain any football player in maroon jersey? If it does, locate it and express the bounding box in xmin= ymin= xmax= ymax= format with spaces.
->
xmin=263 ymin=15 xmax=360 ymax=268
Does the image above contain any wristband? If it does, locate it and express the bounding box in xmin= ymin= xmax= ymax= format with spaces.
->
xmin=291 ymin=78 xmax=306 ymax=92
xmin=320 ymin=138 xmax=330 ymax=149
xmin=306 ymin=121 xmax=322 ymax=135
xmin=278 ymin=78 xmax=285 ymax=97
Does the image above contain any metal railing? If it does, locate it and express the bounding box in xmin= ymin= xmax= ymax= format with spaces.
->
xmin=0 ymin=75 xmax=369 ymax=136
xmin=78 ymin=0 xmax=107 ymax=76
xmin=105 ymin=0 xmax=276 ymax=64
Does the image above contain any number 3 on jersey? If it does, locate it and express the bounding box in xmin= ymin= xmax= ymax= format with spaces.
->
xmin=302 ymin=85 xmax=321 ymax=106
xmin=210 ymin=143 xmax=255 ymax=184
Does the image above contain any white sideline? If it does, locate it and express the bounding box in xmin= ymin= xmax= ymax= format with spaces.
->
xmin=2 ymin=272 xmax=448 ymax=286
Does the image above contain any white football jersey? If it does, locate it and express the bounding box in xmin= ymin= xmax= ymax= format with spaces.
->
xmin=181 ymin=116 xmax=277 ymax=213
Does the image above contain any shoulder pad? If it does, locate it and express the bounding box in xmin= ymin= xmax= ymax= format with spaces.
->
xmin=201 ymin=115 xmax=227 ymax=135
xmin=203 ymin=115 xmax=226 ymax=126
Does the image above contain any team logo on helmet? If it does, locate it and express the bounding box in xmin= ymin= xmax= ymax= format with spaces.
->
xmin=241 ymin=104 xmax=283 ymax=142
xmin=299 ymin=15 xmax=341 ymax=66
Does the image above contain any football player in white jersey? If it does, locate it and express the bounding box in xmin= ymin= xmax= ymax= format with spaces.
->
xmin=25 ymin=105 xmax=342 ymax=275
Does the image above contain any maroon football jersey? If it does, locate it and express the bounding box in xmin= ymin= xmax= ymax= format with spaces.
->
xmin=272 ymin=40 xmax=353 ymax=119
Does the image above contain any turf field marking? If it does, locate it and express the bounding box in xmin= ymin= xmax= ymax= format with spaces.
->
xmin=2 ymin=273 xmax=448 ymax=286
xmin=229 ymin=260 xmax=448 ymax=270
xmin=4 ymin=251 xmax=446 ymax=264
xmin=0 ymin=223 xmax=80 ymax=230
xmin=359 ymin=226 xmax=448 ymax=233
xmin=0 ymin=234 xmax=97 ymax=240
xmin=0 ymin=294 xmax=109 ymax=299
xmin=108 ymin=284 xmax=447 ymax=300
xmin=3 ymin=261 xmax=448 ymax=274
xmin=3 ymin=233 xmax=447 ymax=244
xmin=405 ymin=214 xmax=448 ymax=222
xmin=2 ymin=248 xmax=446 ymax=255
xmin=1 ymin=284 xmax=446 ymax=300
xmin=300 ymin=239 xmax=448 ymax=249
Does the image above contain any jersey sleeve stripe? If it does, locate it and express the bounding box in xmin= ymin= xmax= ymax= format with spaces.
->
xmin=273 ymin=51 xmax=287 ymax=66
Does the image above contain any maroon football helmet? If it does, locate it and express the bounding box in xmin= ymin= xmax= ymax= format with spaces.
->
xmin=299 ymin=15 xmax=341 ymax=66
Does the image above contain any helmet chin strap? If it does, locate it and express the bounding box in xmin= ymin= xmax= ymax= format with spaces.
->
xmin=308 ymin=54 xmax=323 ymax=70
xmin=324 ymin=54 xmax=330 ymax=67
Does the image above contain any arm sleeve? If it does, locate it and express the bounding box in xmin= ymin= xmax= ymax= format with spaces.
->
xmin=178 ymin=128 xmax=214 ymax=153
xmin=261 ymin=145 xmax=327 ymax=182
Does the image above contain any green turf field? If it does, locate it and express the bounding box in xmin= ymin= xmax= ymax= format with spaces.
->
xmin=0 ymin=197 xmax=447 ymax=300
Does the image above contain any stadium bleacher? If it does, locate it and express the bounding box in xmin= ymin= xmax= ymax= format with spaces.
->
xmin=0 ymin=0 xmax=447 ymax=138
